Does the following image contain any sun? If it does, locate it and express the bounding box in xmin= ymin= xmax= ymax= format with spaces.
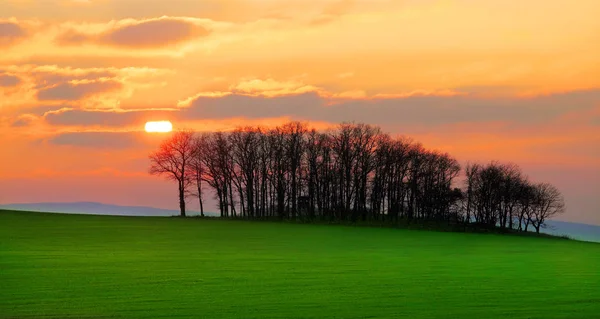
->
xmin=145 ymin=121 xmax=173 ymax=133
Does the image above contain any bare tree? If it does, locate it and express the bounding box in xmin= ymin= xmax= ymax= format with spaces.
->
xmin=282 ymin=122 xmax=307 ymax=219
xmin=148 ymin=121 xmax=566 ymax=237
xmin=515 ymin=179 xmax=535 ymax=231
xmin=463 ymin=162 xmax=480 ymax=223
xmin=230 ymin=127 xmax=260 ymax=218
xmin=189 ymin=136 xmax=206 ymax=217
xmin=149 ymin=130 xmax=195 ymax=217
xmin=529 ymin=183 xmax=566 ymax=233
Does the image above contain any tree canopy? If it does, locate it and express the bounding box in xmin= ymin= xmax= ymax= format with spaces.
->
xmin=149 ymin=122 xmax=564 ymax=233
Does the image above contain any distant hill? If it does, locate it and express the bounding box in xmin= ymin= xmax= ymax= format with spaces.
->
xmin=542 ymin=220 xmax=600 ymax=243
xmin=0 ymin=202 xmax=218 ymax=217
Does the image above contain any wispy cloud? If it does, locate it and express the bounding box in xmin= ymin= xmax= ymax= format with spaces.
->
xmin=11 ymin=114 xmax=37 ymax=127
xmin=57 ymin=17 xmax=211 ymax=48
xmin=0 ymin=64 xmax=173 ymax=110
xmin=37 ymin=80 xmax=122 ymax=101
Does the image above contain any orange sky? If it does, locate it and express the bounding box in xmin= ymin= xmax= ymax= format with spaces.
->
xmin=1 ymin=0 xmax=599 ymax=224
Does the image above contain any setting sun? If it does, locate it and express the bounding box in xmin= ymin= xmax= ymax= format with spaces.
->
xmin=145 ymin=121 xmax=173 ymax=133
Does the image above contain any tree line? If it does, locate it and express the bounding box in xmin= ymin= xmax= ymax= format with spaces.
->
xmin=149 ymin=121 xmax=565 ymax=233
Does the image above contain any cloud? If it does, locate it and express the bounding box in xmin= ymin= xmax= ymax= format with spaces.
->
xmin=178 ymin=89 xmax=600 ymax=127
xmin=230 ymin=78 xmax=320 ymax=97
xmin=3 ymin=64 xmax=168 ymax=92
xmin=54 ymin=29 xmax=93 ymax=46
xmin=57 ymin=17 xmax=211 ymax=48
xmin=180 ymin=92 xmax=323 ymax=119
xmin=10 ymin=64 xmax=163 ymax=80
xmin=0 ymin=74 xmax=21 ymax=87
xmin=0 ymin=21 xmax=26 ymax=46
xmin=102 ymin=18 xmax=209 ymax=48
xmin=310 ymin=0 xmax=354 ymax=26
xmin=69 ymin=0 xmax=92 ymax=5
xmin=38 ymin=82 xmax=600 ymax=132
xmin=11 ymin=114 xmax=37 ymax=127
xmin=48 ymin=131 xmax=146 ymax=148
xmin=32 ymin=70 xmax=116 ymax=90
xmin=337 ymin=72 xmax=354 ymax=79
xmin=44 ymin=108 xmax=178 ymax=127
xmin=0 ymin=64 xmax=172 ymax=112
xmin=37 ymin=80 xmax=122 ymax=101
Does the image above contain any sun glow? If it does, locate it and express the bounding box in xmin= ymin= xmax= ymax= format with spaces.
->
xmin=145 ymin=121 xmax=173 ymax=133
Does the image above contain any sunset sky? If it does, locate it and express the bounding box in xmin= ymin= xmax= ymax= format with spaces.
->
xmin=1 ymin=0 xmax=599 ymax=224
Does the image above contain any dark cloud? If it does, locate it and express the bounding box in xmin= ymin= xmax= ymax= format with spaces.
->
xmin=101 ymin=18 xmax=208 ymax=48
xmin=0 ymin=22 xmax=26 ymax=46
xmin=32 ymin=70 xmax=117 ymax=90
xmin=48 ymin=131 xmax=145 ymax=149
xmin=45 ymin=108 xmax=178 ymax=127
xmin=28 ymin=105 xmax=74 ymax=116
xmin=0 ymin=74 xmax=21 ymax=87
xmin=21 ymin=55 xmax=168 ymax=69
xmin=181 ymin=89 xmax=600 ymax=126
xmin=11 ymin=115 xmax=35 ymax=127
xmin=182 ymin=92 xmax=324 ymax=119
xmin=39 ymin=89 xmax=600 ymax=129
xmin=56 ymin=18 xmax=210 ymax=48
xmin=37 ymin=80 xmax=122 ymax=101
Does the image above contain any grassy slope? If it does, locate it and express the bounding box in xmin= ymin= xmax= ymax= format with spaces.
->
xmin=1 ymin=210 xmax=599 ymax=319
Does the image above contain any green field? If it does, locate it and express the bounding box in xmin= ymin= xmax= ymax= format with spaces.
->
xmin=1 ymin=210 xmax=599 ymax=319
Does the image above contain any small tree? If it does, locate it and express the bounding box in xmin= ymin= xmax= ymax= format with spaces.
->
xmin=149 ymin=130 xmax=195 ymax=217
xmin=529 ymin=183 xmax=565 ymax=233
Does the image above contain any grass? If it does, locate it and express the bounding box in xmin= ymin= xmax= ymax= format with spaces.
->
xmin=1 ymin=210 xmax=599 ymax=319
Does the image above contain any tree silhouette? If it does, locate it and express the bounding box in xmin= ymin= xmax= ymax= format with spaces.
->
xmin=188 ymin=137 xmax=206 ymax=217
xmin=530 ymin=183 xmax=566 ymax=233
xmin=149 ymin=130 xmax=195 ymax=217
xmin=148 ymin=121 xmax=565 ymax=235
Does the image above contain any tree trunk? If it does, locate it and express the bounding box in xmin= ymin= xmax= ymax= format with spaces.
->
xmin=199 ymin=198 xmax=204 ymax=217
xmin=198 ymin=187 xmax=204 ymax=217
xmin=291 ymin=170 xmax=297 ymax=220
xmin=216 ymin=187 xmax=223 ymax=217
xmin=198 ymin=178 xmax=204 ymax=217
xmin=179 ymin=182 xmax=186 ymax=217
xmin=229 ymin=181 xmax=236 ymax=217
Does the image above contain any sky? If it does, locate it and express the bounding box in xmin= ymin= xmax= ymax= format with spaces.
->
xmin=0 ymin=0 xmax=599 ymax=225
